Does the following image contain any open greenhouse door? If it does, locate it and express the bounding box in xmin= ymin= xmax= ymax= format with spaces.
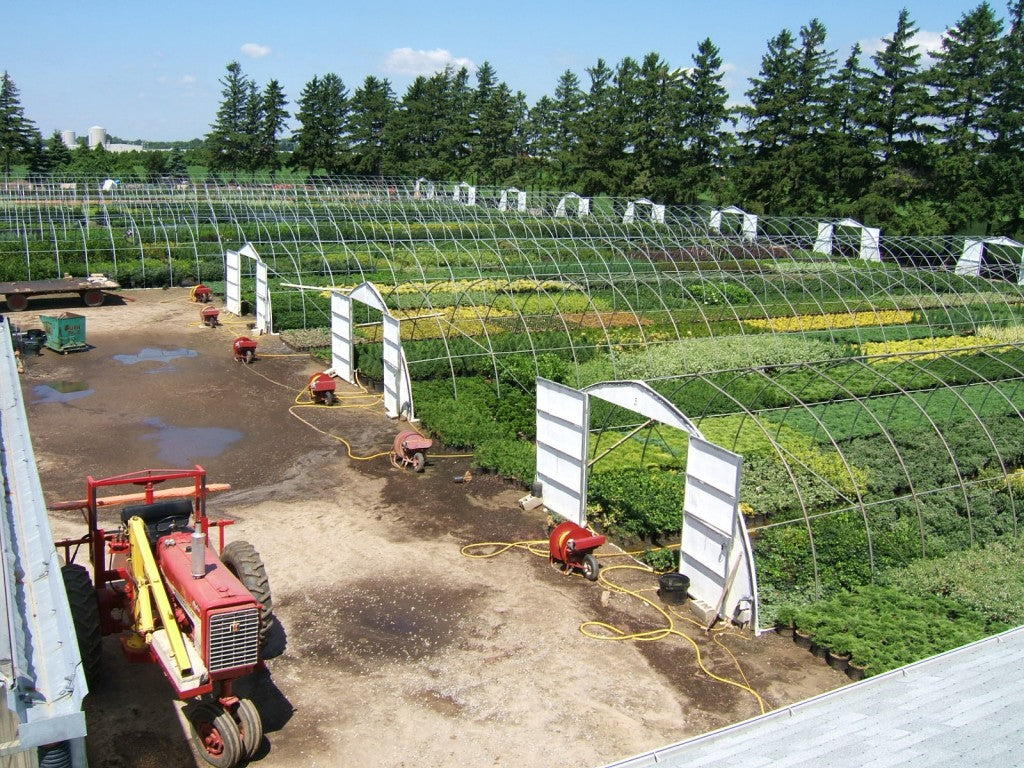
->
xmin=534 ymin=379 xmax=760 ymax=632
xmin=681 ymin=437 xmax=759 ymax=633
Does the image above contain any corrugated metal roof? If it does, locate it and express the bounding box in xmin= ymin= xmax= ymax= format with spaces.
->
xmin=601 ymin=625 xmax=1024 ymax=768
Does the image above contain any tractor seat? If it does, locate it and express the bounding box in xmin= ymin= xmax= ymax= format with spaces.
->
xmin=121 ymin=498 xmax=194 ymax=544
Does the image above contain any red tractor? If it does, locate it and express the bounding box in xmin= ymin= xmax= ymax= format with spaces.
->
xmin=51 ymin=466 xmax=277 ymax=767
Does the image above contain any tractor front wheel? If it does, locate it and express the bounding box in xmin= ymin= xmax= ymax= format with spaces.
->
xmin=235 ymin=698 xmax=263 ymax=759
xmin=61 ymin=564 xmax=102 ymax=687
xmin=189 ymin=701 xmax=242 ymax=768
xmin=582 ymin=553 xmax=600 ymax=581
xmin=220 ymin=540 xmax=275 ymax=654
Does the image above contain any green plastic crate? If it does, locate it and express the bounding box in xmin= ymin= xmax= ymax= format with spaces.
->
xmin=40 ymin=313 xmax=87 ymax=353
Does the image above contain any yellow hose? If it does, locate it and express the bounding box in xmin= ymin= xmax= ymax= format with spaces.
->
xmin=461 ymin=541 xmax=767 ymax=715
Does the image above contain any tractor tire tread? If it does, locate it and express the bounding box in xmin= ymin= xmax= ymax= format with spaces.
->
xmin=220 ymin=540 xmax=274 ymax=652
xmin=61 ymin=563 xmax=103 ymax=688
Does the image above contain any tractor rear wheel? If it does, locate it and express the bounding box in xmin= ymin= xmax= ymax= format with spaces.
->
xmin=582 ymin=553 xmax=600 ymax=581
xmin=220 ymin=540 xmax=275 ymax=654
xmin=235 ymin=698 xmax=263 ymax=759
xmin=61 ymin=564 xmax=102 ymax=687
xmin=189 ymin=701 xmax=242 ymax=768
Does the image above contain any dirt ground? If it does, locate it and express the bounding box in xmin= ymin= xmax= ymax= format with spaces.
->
xmin=11 ymin=288 xmax=848 ymax=768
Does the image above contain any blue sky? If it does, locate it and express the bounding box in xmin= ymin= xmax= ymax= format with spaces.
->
xmin=5 ymin=0 xmax=1004 ymax=142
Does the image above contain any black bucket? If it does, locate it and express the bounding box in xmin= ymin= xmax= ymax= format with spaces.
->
xmin=657 ymin=572 xmax=690 ymax=605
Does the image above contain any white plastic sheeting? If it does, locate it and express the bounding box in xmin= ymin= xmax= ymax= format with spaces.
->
xmin=709 ymin=205 xmax=758 ymax=241
xmin=555 ymin=193 xmax=591 ymax=218
xmin=453 ymin=182 xmax=477 ymax=206
xmin=413 ymin=178 xmax=436 ymax=200
xmin=498 ymin=188 xmax=527 ymax=213
xmin=534 ymin=378 xmax=759 ymax=629
xmin=814 ymin=218 xmax=882 ymax=262
xmin=623 ymin=198 xmax=666 ymax=224
xmin=955 ymin=236 xmax=1024 ymax=284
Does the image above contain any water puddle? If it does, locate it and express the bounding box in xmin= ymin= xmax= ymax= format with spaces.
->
xmin=138 ymin=417 xmax=243 ymax=464
xmin=113 ymin=347 xmax=198 ymax=373
xmin=32 ymin=381 xmax=94 ymax=404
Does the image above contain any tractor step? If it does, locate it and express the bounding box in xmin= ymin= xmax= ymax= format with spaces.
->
xmin=150 ymin=628 xmax=210 ymax=698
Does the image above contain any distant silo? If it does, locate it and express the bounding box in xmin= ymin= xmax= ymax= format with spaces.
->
xmin=88 ymin=126 xmax=107 ymax=149
xmin=61 ymin=130 xmax=76 ymax=148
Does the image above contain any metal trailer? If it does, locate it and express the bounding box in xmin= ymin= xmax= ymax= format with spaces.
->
xmin=0 ymin=276 xmax=120 ymax=312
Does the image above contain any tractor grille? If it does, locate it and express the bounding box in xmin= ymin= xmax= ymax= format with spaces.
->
xmin=207 ymin=607 xmax=260 ymax=673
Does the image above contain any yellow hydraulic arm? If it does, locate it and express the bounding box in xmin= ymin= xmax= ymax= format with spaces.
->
xmin=127 ymin=516 xmax=193 ymax=676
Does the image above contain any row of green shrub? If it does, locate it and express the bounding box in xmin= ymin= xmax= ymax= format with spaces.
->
xmin=779 ymin=535 xmax=1024 ymax=675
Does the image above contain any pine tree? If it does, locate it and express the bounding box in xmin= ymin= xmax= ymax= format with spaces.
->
xmin=252 ymin=79 xmax=289 ymax=175
xmin=736 ymin=28 xmax=800 ymax=213
xmin=290 ymin=73 xmax=350 ymax=176
xmin=573 ymin=58 xmax=626 ymax=196
xmin=206 ymin=62 xmax=253 ymax=178
xmin=929 ymin=3 xmax=1004 ymax=231
xmin=0 ymin=71 xmax=36 ymax=176
xmin=348 ymin=76 xmax=396 ymax=177
xmin=987 ymin=0 xmax=1024 ymax=233
xmin=822 ymin=44 xmax=874 ymax=213
xmin=678 ymin=38 xmax=733 ymax=203
xmin=45 ymin=130 xmax=73 ymax=172
xmin=550 ymin=70 xmax=584 ymax=187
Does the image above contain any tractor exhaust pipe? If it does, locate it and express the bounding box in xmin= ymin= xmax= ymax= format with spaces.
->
xmin=191 ymin=530 xmax=206 ymax=579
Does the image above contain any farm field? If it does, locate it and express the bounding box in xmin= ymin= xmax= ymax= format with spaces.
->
xmin=17 ymin=290 xmax=847 ymax=768
xmin=4 ymin=179 xmax=1024 ymax=712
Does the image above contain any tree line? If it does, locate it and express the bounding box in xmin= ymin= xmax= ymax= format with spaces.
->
xmin=2 ymin=3 xmax=1022 ymax=236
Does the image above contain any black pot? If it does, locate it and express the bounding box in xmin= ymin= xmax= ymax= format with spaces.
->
xmin=657 ymin=572 xmax=690 ymax=605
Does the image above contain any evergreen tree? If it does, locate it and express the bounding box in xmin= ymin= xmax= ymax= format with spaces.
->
xmin=206 ymin=62 xmax=253 ymax=177
xmin=678 ymin=38 xmax=733 ymax=203
xmin=0 ymin=71 xmax=36 ymax=176
xmin=573 ymin=58 xmax=626 ymax=196
xmin=863 ymin=10 xmax=931 ymax=163
xmin=859 ymin=10 xmax=935 ymax=230
xmin=45 ymin=130 xmax=73 ymax=172
xmin=166 ymin=148 xmax=189 ymax=180
xmin=987 ymin=0 xmax=1024 ymax=234
xmin=25 ymin=129 xmax=48 ymax=176
xmin=348 ymin=76 xmax=395 ymax=176
xmin=390 ymin=67 xmax=472 ymax=180
xmin=469 ymin=63 xmax=525 ymax=184
xmin=736 ymin=28 xmax=800 ymax=212
xmin=821 ymin=44 xmax=874 ymax=213
xmin=290 ymin=73 xmax=350 ymax=175
xmin=550 ymin=70 xmax=584 ymax=187
xmin=253 ymin=79 xmax=289 ymax=175
xmin=929 ymin=2 xmax=1004 ymax=231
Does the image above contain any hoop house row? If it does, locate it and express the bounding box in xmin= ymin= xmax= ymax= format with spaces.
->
xmin=3 ymin=178 xmax=1023 ymax=645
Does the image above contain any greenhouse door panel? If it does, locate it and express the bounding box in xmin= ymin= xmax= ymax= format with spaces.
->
xmin=681 ymin=437 xmax=757 ymax=629
xmin=535 ymin=378 xmax=589 ymax=526
xmin=254 ymin=261 xmax=271 ymax=334
xmin=382 ymin=315 xmax=402 ymax=418
xmin=225 ymin=249 xmax=241 ymax=316
xmin=331 ymin=293 xmax=354 ymax=384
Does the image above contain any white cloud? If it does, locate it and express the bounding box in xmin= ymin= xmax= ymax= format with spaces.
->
xmin=157 ymin=74 xmax=198 ymax=86
xmin=241 ymin=43 xmax=271 ymax=59
xmin=858 ymin=29 xmax=946 ymax=62
xmin=381 ymin=47 xmax=475 ymax=77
